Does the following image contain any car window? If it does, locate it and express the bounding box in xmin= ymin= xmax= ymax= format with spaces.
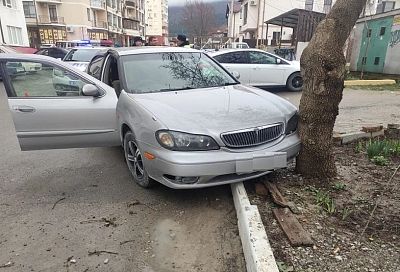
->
xmin=87 ymin=55 xmax=105 ymax=80
xmin=48 ymin=48 xmax=66 ymax=59
xmin=63 ymin=49 xmax=98 ymax=62
xmin=36 ymin=49 xmax=49 ymax=56
xmin=249 ymin=51 xmax=278 ymax=64
xmin=122 ymin=52 xmax=237 ymax=94
xmin=213 ymin=52 xmax=248 ymax=64
xmin=5 ymin=61 xmax=89 ymax=97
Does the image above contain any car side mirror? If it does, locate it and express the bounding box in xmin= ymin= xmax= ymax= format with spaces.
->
xmin=82 ymin=84 xmax=102 ymax=97
xmin=231 ymin=71 xmax=240 ymax=79
xmin=276 ymin=59 xmax=282 ymax=64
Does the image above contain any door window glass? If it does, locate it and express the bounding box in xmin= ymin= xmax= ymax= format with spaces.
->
xmin=36 ymin=49 xmax=49 ymax=56
xmin=87 ymin=55 xmax=105 ymax=79
xmin=5 ymin=61 xmax=89 ymax=97
xmin=249 ymin=51 xmax=278 ymax=64
xmin=214 ymin=52 xmax=248 ymax=64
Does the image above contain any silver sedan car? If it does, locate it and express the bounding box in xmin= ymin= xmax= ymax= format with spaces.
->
xmin=0 ymin=47 xmax=300 ymax=189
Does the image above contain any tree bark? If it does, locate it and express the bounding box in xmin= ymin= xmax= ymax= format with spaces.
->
xmin=296 ymin=0 xmax=367 ymax=178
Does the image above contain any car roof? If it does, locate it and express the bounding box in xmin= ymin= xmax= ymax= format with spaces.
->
xmin=69 ymin=46 xmax=105 ymax=50
xmin=208 ymin=48 xmax=282 ymax=58
xmin=105 ymin=46 xmax=199 ymax=56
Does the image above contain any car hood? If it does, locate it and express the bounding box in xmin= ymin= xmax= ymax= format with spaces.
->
xmin=130 ymin=85 xmax=297 ymax=135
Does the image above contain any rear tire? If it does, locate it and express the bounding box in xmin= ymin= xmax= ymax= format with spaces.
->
xmin=123 ymin=131 xmax=156 ymax=188
xmin=287 ymin=72 xmax=303 ymax=92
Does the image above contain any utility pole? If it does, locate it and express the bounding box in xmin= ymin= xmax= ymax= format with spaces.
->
xmin=255 ymin=0 xmax=261 ymax=47
xmin=230 ymin=0 xmax=234 ymax=41
xmin=0 ymin=18 xmax=5 ymax=44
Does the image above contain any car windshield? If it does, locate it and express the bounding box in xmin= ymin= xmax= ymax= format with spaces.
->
xmin=63 ymin=49 xmax=98 ymax=62
xmin=122 ymin=52 xmax=238 ymax=94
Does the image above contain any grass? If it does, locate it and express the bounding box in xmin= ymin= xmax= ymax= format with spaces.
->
xmin=341 ymin=207 xmax=353 ymax=221
xmin=346 ymin=84 xmax=400 ymax=92
xmin=333 ymin=182 xmax=347 ymax=191
xmin=355 ymin=139 xmax=400 ymax=165
xmin=315 ymin=190 xmax=336 ymax=214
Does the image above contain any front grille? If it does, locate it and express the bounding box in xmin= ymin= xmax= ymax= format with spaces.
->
xmin=221 ymin=123 xmax=284 ymax=148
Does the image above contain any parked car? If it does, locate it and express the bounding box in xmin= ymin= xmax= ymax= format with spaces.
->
xmin=208 ymin=49 xmax=303 ymax=92
xmin=0 ymin=44 xmax=41 ymax=80
xmin=62 ymin=47 xmax=104 ymax=71
xmin=225 ymin=42 xmax=249 ymax=49
xmin=35 ymin=47 xmax=69 ymax=60
xmin=0 ymin=48 xmax=300 ymax=189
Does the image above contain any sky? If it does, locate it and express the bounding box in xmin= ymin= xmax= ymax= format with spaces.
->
xmin=168 ymin=0 xmax=222 ymax=6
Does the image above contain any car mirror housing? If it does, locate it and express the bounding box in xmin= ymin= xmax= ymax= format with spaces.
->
xmin=276 ymin=59 xmax=282 ymax=65
xmin=82 ymin=84 xmax=102 ymax=97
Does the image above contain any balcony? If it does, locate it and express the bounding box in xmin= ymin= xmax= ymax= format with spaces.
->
xmin=92 ymin=20 xmax=107 ymax=29
xmin=91 ymin=0 xmax=105 ymax=10
xmin=125 ymin=0 xmax=137 ymax=9
xmin=38 ymin=15 xmax=65 ymax=24
xmin=126 ymin=14 xmax=140 ymax=22
xmin=35 ymin=0 xmax=62 ymax=3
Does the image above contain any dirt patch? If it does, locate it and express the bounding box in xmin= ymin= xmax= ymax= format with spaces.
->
xmin=247 ymin=142 xmax=400 ymax=272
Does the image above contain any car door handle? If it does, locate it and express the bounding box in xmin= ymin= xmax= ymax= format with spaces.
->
xmin=12 ymin=105 xmax=36 ymax=113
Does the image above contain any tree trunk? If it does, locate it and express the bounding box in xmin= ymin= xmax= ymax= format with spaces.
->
xmin=296 ymin=0 xmax=367 ymax=178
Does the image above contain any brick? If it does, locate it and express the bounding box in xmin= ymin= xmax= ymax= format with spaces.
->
xmin=362 ymin=125 xmax=383 ymax=133
xmin=254 ymin=183 xmax=269 ymax=196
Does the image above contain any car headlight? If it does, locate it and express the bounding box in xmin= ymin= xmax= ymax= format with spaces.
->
xmin=156 ymin=130 xmax=220 ymax=151
xmin=285 ymin=113 xmax=299 ymax=135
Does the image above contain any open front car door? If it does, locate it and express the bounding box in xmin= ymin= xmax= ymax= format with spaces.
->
xmin=0 ymin=54 xmax=120 ymax=150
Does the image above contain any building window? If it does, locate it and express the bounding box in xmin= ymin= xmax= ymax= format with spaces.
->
xmin=243 ymin=3 xmax=248 ymax=25
xmin=361 ymin=57 xmax=367 ymax=65
xmin=305 ymin=0 xmax=314 ymax=11
xmin=376 ymin=1 xmax=396 ymax=14
xmin=374 ymin=57 xmax=380 ymax=65
xmin=107 ymin=12 xmax=112 ymax=26
xmin=113 ymin=15 xmax=117 ymax=26
xmin=367 ymin=29 xmax=372 ymax=37
xmin=49 ymin=5 xmax=58 ymax=22
xmin=380 ymin=27 xmax=386 ymax=36
xmin=23 ymin=1 xmax=36 ymax=18
xmin=2 ymin=0 xmax=15 ymax=8
xmin=7 ymin=26 xmax=23 ymax=45
xmin=323 ymin=0 xmax=332 ymax=13
xmin=87 ymin=8 xmax=91 ymax=21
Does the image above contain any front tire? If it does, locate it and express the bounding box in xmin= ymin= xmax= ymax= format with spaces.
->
xmin=287 ymin=72 xmax=303 ymax=92
xmin=123 ymin=131 xmax=156 ymax=188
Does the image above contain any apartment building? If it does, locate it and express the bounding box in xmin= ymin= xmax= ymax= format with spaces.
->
xmin=145 ymin=0 xmax=168 ymax=44
xmin=22 ymin=0 xmax=146 ymax=48
xmin=228 ymin=0 xmax=400 ymax=46
xmin=0 ymin=0 xmax=29 ymax=46
xmin=124 ymin=0 xmax=146 ymax=45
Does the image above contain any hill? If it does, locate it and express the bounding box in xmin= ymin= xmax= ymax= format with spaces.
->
xmin=168 ymin=0 xmax=228 ymax=37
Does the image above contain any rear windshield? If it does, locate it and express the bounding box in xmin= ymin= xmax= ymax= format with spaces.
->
xmin=63 ymin=49 xmax=98 ymax=62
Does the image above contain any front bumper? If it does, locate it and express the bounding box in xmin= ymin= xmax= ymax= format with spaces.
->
xmin=142 ymin=133 xmax=301 ymax=189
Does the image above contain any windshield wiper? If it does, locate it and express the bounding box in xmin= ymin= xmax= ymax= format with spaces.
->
xmin=223 ymin=82 xmax=239 ymax=86
xmin=158 ymin=87 xmax=195 ymax=92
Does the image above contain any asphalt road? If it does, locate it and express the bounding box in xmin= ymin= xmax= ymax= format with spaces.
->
xmin=276 ymin=88 xmax=400 ymax=133
xmin=0 ymin=84 xmax=245 ymax=271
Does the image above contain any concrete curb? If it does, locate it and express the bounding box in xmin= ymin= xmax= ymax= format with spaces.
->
xmin=333 ymin=130 xmax=384 ymax=145
xmin=231 ymin=182 xmax=279 ymax=272
xmin=344 ymin=79 xmax=396 ymax=86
